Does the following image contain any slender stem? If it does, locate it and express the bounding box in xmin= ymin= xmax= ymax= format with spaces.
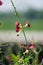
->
xmin=10 ymin=0 xmax=27 ymax=44
xmin=10 ymin=0 xmax=19 ymax=18
xmin=22 ymin=30 xmax=27 ymax=44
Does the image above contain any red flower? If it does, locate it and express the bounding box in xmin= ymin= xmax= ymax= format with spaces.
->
xmin=16 ymin=22 xmax=20 ymax=32
xmin=26 ymin=46 xmax=29 ymax=50
xmin=26 ymin=44 xmax=35 ymax=50
xmin=16 ymin=22 xmax=20 ymax=27
xmin=26 ymin=44 xmax=31 ymax=50
xmin=25 ymin=20 xmax=30 ymax=27
xmin=30 ymin=44 xmax=35 ymax=49
xmin=16 ymin=27 xmax=20 ymax=32
xmin=0 ymin=1 xmax=3 ymax=6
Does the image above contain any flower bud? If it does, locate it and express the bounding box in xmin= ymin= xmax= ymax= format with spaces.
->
xmin=16 ymin=27 xmax=20 ymax=32
xmin=25 ymin=20 xmax=30 ymax=27
xmin=16 ymin=22 xmax=20 ymax=32
xmin=16 ymin=22 xmax=20 ymax=27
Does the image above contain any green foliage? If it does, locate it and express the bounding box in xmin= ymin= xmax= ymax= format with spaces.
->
xmin=0 ymin=43 xmax=43 ymax=65
xmin=11 ymin=53 xmax=18 ymax=62
xmin=40 ymin=59 xmax=43 ymax=65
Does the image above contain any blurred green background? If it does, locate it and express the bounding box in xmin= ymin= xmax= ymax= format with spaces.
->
xmin=0 ymin=11 xmax=43 ymax=31
xmin=0 ymin=0 xmax=43 ymax=31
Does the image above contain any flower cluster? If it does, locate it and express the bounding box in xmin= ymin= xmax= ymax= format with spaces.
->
xmin=26 ymin=44 xmax=35 ymax=50
xmin=19 ymin=43 xmax=36 ymax=55
xmin=0 ymin=0 xmax=3 ymax=6
xmin=18 ymin=43 xmax=37 ymax=64
xmin=16 ymin=20 xmax=30 ymax=36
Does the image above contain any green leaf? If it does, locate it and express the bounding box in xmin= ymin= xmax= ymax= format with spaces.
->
xmin=11 ymin=53 xmax=18 ymax=62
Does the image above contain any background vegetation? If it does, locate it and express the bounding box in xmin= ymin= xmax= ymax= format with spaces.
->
xmin=0 ymin=10 xmax=43 ymax=30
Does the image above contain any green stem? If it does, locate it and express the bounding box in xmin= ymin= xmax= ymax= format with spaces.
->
xmin=10 ymin=0 xmax=19 ymax=18
xmin=22 ymin=30 xmax=27 ymax=44
xmin=10 ymin=0 xmax=27 ymax=44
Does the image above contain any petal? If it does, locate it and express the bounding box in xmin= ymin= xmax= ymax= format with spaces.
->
xmin=0 ymin=1 xmax=3 ymax=6
xmin=26 ymin=45 xmax=30 ymax=50
xmin=16 ymin=28 xmax=19 ymax=32
xmin=16 ymin=26 xmax=20 ymax=32
xmin=16 ymin=22 xmax=20 ymax=27
xmin=26 ymin=44 xmax=32 ymax=50
xmin=32 ymin=45 xmax=35 ymax=48
xmin=30 ymin=44 xmax=35 ymax=49
xmin=16 ymin=22 xmax=20 ymax=32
